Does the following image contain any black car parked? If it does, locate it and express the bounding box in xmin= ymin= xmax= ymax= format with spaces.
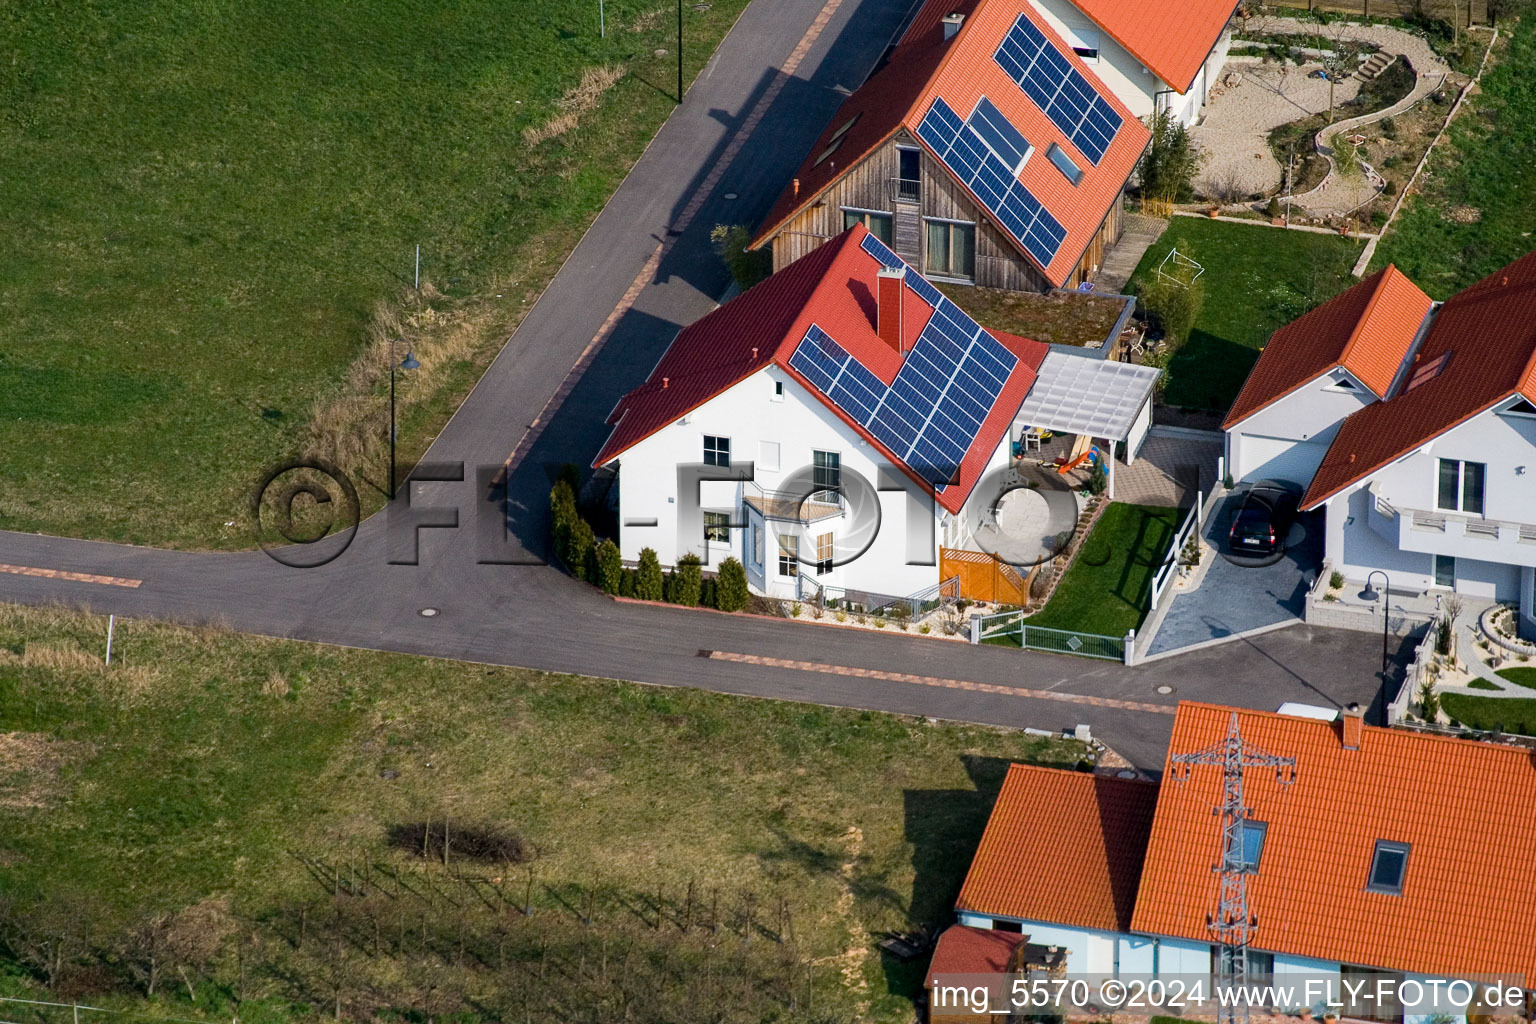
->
xmin=1228 ymin=484 xmax=1299 ymax=556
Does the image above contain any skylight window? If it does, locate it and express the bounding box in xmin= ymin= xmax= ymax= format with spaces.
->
xmin=814 ymin=114 xmax=862 ymax=166
xmin=1226 ymin=820 xmax=1267 ymax=874
xmin=1046 ymin=143 xmax=1083 ymax=185
xmin=1366 ymin=840 xmax=1410 ymax=894
xmin=1404 ymin=351 xmax=1452 ymax=393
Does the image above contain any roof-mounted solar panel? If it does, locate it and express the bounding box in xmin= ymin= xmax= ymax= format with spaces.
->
xmin=786 ymin=295 xmax=1019 ymax=488
xmin=968 ymin=97 xmax=1032 ymax=173
xmin=993 ymin=15 xmax=1123 ymax=166
xmin=859 ymin=230 xmax=944 ymax=309
xmin=917 ymin=97 xmax=1067 ymax=268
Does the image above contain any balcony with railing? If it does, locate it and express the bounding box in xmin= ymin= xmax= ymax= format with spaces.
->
xmin=742 ymin=480 xmax=844 ymax=524
xmin=888 ymin=177 xmax=921 ymax=203
xmin=1369 ymin=491 xmax=1536 ymax=567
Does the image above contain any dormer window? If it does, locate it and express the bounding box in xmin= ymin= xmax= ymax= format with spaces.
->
xmin=1366 ymin=840 xmax=1410 ymax=894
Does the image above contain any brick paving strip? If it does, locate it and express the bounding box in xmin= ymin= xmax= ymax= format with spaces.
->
xmin=706 ymin=650 xmax=1176 ymax=714
xmin=0 ymin=563 xmax=142 ymax=589
xmin=503 ymin=0 xmax=849 ymax=479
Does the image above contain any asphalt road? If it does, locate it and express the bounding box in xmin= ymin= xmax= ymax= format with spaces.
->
xmin=0 ymin=0 xmax=1402 ymax=772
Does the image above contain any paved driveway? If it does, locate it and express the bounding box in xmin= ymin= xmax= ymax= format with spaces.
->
xmin=1143 ymin=492 xmax=1324 ymax=659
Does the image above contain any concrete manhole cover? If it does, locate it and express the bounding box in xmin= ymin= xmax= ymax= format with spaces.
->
xmin=1155 ymin=684 xmax=1174 ymax=695
xmin=723 ymin=192 xmax=738 ymax=200
xmin=419 ymin=607 xmax=440 ymax=618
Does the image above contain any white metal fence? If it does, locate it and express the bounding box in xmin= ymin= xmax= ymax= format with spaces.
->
xmin=1148 ymin=487 xmax=1210 ymax=612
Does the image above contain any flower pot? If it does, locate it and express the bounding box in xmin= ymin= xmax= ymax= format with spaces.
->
xmin=1208 ymin=207 xmax=1221 ymax=218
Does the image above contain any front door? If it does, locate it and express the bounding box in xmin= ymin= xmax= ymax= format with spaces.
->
xmin=1434 ymin=554 xmax=1456 ymax=589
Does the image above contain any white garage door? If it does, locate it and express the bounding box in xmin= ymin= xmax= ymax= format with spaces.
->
xmin=1238 ymin=434 xmax=1328 ymax=489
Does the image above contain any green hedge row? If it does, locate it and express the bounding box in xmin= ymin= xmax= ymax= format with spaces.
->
xmin=550 ymin=479 xmax=749 ymax=612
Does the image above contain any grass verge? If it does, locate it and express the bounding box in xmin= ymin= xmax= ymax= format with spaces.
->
xmin=0 ymin=0 xmax=749 ymax=548
xmin=1025 ymin=503 xmax=1183 ymax=636
xmin=0 ymin=603 xmax=1082 ymax=1021
xmin=1496 ymin=666 xmax=1536 ymax=690
xmin=1125 ymin=218 xmax=1362 ymax=410
xmin=1371 ymin=20 xmax=1536 ymax=297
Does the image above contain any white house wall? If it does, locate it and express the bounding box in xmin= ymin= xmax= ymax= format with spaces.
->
xmin=1226 ymin=368 xmax=1375 ymax=484
xmin=1024 ymin=0 xmax=1228 ymax=125
xmin=612 ymin=367 xmax=942 ymax=601
xmin=955 ymin=913 xmax=1158 ymax=975
xmin=1322 ymin=404 xmax=1536 ymax=600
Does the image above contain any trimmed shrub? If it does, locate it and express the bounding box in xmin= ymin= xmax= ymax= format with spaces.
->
xmin=619 ymin=567 xmax=637 ymax=598
xmin=710 ymin=224 xmax=773 ymax=292
xmin=567 ymin=519 xmax=595 ymax=582
xmin=595 ymin=539 xmax=623 ymax=594
xmin=550 ymin=480 xmax=578 ymax=559
xmin=699 ymin=576 xmax=718 ymax=610
xmin=673 ymin=554 xmax=703 ymax=607
xmin=715 ymin=557 xmax=750 ymax=612
xmin=636 ymin=548 xmax=664 ymax=601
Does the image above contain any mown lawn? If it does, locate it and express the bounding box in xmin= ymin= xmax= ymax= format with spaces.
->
xmin=1125 ymin=218 xmax=1362 ymax=411
xmin=0 ymin=603 xmax=1082 ymax=1022
xmin=1496 ymin=666 xmax=1536 ymax=690
xmin=1372 ymin=20 xmax=1536 ymax=297
xmin=0 ymin=0 xmax=748 ymax=548
xmin=1025 ymin=502 xmax=1182 ymax=636
xmin=1441 ymin=692 xmax=1536 ymax=736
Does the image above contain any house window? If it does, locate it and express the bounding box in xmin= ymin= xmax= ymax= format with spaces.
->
xmin=751 ymin=522 xmax=764 ymax=571
xmin=925 ymin=220 xmax=975 ymax=280
xmin=814 ymin=114 xmax=861 ymax=166
xmin=1215 ymin=946 xmax=1274 ymax=985
xmin=815 ymin=532 xmax=834 ymax=575
xmin=896 ymin=146 xmax=921 ymax=201
xmin=704 ymin=511 xmax=730 ymax=543
xmin=778 ymin=535 xmax=799 ymax=578
xmin=1325 ymin=376 xmax=1360 ymax=392
xmin=1434 ymin=554 xmax=1456 ymax=589
xmin=1046 ymin=143 xmax=1083 ymax=186
xmin=703 ymin=435 xmax=731 ymax=467
xmin=1066 ymin=26 xmax=1100 ymax=62
xmin=843 ymin=209 xmax=893 ymax=245
xmin=772 ymin=380 xmax=785 ymax=401
xmin=1226 ymin=820 xmax=1267 ymax=873
xmin=1436 ymin=458 xmax=1485 ymax=514
xmin=813 ymin=450 xmax=841 ymax=504
xmin=1366 ymin=840 xmax=1410 ymax=894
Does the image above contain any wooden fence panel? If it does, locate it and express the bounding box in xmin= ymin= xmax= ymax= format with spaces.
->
xmin=940 ymin=548 xmax=1032 ymax=605
xmin=1264 ymin=0 xmax=1487 ymax=25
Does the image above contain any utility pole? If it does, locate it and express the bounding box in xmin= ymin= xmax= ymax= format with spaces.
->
xmin=1170 ymin=713 xmax=1297 ymax=1024
xmin=677 ymin=0 xmax=684 ymax=104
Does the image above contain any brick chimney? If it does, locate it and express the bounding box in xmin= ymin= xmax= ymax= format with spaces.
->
xmin=877 ymin=266 xmax=906 ymax=354
xmin=1340 ymin=702 xmax=1364 ymax=750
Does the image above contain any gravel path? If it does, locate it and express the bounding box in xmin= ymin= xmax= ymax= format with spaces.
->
xmin=1190 ymin=17 xmax=1452 ymax=208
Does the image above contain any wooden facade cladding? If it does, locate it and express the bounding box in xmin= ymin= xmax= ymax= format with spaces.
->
xmin=765 ymin=130 xmax=1125 ymax=293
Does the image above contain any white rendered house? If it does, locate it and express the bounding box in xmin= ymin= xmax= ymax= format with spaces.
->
xmin=593 ymin=224 xmax=1159 ymax=607
xmin=1224 ymin=253 xmax=1536 ymax=637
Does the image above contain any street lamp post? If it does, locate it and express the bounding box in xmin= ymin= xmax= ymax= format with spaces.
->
xmin=390 ymin=341 xmax=421 ymax=500
xmin=1359 ymin=570 xmax=1393 ymax=700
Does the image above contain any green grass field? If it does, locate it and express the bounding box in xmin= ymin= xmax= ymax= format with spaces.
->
xmin=0 ymin=0 xmax=747 ymax=548
xmin=1496 ymin=666 xmax=1536 ymax=690
xmin=1125 ymin=218 xmax=1363 ymax=411
xmin=1025 ymin=502 xmax=1182 ymax=636
xmin=1372 ymin=20 xmax=1536 ymax=297
xmin=0 ymin=603 xmax=1081 ymax=1021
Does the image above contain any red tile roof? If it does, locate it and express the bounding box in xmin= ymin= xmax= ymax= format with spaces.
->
xmin=955 ymin=764 xmax=1157 ymax=933
xmin=1302 ymin=251 xmax=1536 ymax=509
xmin=751 ymin=0 xmax=1149 ymax=288
xmin=593 ymin=225 xmax=1049 ymax=514
xmin=1223 ymin=265 xmax=1432 ymax=429
xmin=1067 ymin=0 xmax=1240 ymax=92
xmin=925 ymin=924 xmax=1027 ymax=987
xmin=1132 ymin=702 xmax=1536 ymax=979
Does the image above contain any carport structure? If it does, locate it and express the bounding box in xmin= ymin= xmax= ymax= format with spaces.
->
xmin=1013 ymin=353 xmax=1161 ymax=499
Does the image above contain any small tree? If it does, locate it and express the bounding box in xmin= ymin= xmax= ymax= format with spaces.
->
xmin=715 ymin=558 xmax=749 ymax=612
xmin=595 ymin=539 xmax=623 ymax=594
xmin=1137 ymin=110 xmax=1201 ymax=206
xmin=710 ymin=225 xmax=773 ymax=292
xmin=636 ymin=548 xmax=664 ymax=601
xmin=1086 ymin=455 xmax=1107 ymax=496
xmin=672 ymin=554 xmax=703 ymax=607
xmin=550 ymin=480 xmax=578 ymax=557
xmin=566 ymin=519 xmax=596 ymax=582
xmin=1417 ymin=678 xmax=1441 ymax=723
xmin=1138 ymin=270 xmax=1205 ymax=345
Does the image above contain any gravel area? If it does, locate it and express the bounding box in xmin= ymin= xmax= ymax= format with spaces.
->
xmin=1192 ymin=61 xmax=1362 ymax=198
xmin=1191 ymin=17 xmax=1452 ymax=205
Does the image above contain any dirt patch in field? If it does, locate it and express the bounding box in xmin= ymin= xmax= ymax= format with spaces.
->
xmin=0 ymin=732 xmax=92 ymax=810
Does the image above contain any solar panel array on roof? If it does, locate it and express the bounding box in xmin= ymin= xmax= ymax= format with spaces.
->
xmin=994 ymin=15 xmax=1123 ymax=166
xmin=788 ymin=296 xmax=1019 ymax=487
xmin=860 ymin=233 xmax=944 ymax=308
xmin=968 ymin=96 xmax=1032 ymax=173
xmin=916 ymin=97 xmax=1067 ymax=267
